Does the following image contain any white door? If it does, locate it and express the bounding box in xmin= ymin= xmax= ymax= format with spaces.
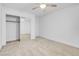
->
xmin=6 ymin=22 xmax=17 ymax=41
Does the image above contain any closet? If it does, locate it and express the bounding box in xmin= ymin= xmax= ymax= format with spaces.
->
xmin=6 ymin=15 xmax=20 ymax=42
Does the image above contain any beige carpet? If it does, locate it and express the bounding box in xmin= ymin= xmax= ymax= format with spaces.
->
xmin=0 ymin=35 xmax=79 ymax=56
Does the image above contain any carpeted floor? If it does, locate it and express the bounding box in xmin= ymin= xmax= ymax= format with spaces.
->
xmin=0 ymin=35 xmax=79 ymax=56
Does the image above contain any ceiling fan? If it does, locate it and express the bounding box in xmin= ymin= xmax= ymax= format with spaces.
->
xmin=32 ymin=3 xmax=57 ymax=10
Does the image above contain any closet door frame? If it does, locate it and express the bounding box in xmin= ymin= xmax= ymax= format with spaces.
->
xmin=6 ymin=15 xmax=20 ymax=42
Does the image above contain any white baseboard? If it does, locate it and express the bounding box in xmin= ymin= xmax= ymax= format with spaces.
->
xmin=0 ymin=46 xmax=2 ymax=50
xmin=40 ymin=35 xmax=79 ymax=48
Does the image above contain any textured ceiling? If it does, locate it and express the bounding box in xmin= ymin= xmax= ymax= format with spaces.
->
xmin=1 ymin=3 xmax=79 ymax=17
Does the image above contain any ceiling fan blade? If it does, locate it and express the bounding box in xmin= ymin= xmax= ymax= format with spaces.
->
xmin=51 ymin=4 xmax=57 ymax=7
xmin=47 ymin=4 xmax=57 ymax=7
xmin=32 ymin=6 xmax=39 ymax=10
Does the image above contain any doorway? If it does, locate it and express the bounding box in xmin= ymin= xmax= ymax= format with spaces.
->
xmin=6 ymin=15 xmax=20 ymax=42
xmin=20 ymin=17 xmax=31 ymax=41
xmin=6 ymin=15 xmax=31 ymax=43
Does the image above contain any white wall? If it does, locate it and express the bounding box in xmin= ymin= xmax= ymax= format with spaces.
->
xmin=0 ymin=5 xmax=2 ymax=49
xmin=1 ymin=7 xmax=6 ymax=46
xmin=35 ymin=16 xmax=39 ymax=36
xmin=40 ymin=5 xmax=79 ymax=48
xmin=20 ymin=17 xmax=30 ymax=34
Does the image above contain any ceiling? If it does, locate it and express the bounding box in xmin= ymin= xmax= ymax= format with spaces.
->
xmin=1 ymin=3 xmax=79 ymax=17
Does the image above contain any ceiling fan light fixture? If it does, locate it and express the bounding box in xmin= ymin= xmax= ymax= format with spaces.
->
xmin=40 ymin=4 xmax=46 ymax=9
